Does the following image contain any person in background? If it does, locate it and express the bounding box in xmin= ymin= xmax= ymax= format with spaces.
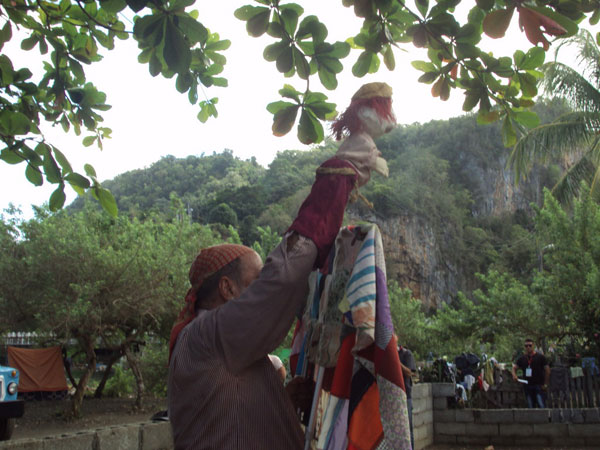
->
xmin=399 ymin=345 xmax=416 ymax=449
xmin=269 ymin=354 xmax=286 ymax=382
xmin=512 ymin=338 xmax=550 ymax=408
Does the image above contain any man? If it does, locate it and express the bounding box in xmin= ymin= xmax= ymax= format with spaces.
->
xmin=512 ymin=338 xmax=550 ymax=408
xmin=399 ymin=345 xmax=416 ymax=450
xmin=167 ymin=82 xmax=393 ymax=450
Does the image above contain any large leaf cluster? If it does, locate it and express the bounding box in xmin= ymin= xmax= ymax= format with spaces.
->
xmin=1 ymin=0 xmax=599 ymax=214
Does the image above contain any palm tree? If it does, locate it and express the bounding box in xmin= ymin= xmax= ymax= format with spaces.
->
xmin=509 ymin=29 xmax=600 ymax=204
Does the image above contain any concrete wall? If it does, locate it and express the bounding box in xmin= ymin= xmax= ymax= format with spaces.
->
xmin=430 ymin=383 xmax=600 ymax=448
xmin=0 ymin=421 xmax=173 ymax=450
xmin=412 ymin=383 xmax=435 ymax=450
xmin=4 ymin=385 xmax=598 ymax=449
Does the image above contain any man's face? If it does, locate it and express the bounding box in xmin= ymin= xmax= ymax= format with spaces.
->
xmin=524 ymin=341 xmax=534 ymax=354
xmin=230 ymin=251 xmax=263 ymax=298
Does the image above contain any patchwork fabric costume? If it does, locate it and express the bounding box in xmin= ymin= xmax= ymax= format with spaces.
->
xmin=290 ymin=224 xmax=411 ymax=450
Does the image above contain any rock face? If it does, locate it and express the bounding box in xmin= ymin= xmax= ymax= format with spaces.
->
xmin=464 ymin=152 xmax=543 ymax=218
xmin=368 ymin=154 xmax=546 ymax=309
xmin=376 ymin=214 xmax=458 ymax=309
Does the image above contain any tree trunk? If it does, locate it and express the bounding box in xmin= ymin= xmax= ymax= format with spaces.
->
xmin=62 ymin=349 xmax=77 ymax=388
xmin=123 ymin=343 xmax=145 ymax=410
xmin=70 ymin=337 xmax=96 ymax=418
xmin=94 ymin=350 xmax=122 ymax=399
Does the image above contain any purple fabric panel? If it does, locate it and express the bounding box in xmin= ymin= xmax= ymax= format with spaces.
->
xmin=326 ymin=398 xmax=349 ymax=450
xmin=375 ymin=265 xmax=393 ymax=350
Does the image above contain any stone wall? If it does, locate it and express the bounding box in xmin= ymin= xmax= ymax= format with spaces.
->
xmin=0 ymin=421 xmax=173 ymax=450
xmin=4 ymin=384 xmax=598 ymax=449
xmin=412 ymin=382 xmax=435 ymax=450
xmin=430 ymin=382 xmax=600 ymax=448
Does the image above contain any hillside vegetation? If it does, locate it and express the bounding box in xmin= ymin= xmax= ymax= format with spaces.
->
xmin=3 ymin=99 xmax=598 ymax=415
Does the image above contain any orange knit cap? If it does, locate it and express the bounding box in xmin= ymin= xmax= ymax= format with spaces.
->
xmin=169 ymin=244 xmax=254 ymax=360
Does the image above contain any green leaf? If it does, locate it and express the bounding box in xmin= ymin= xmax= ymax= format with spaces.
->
xmin=501 ymin=116 xmax=517 ymax=147
xmin=276 ymin=47 xmax=294 ymax=73
xmin=463 ymin=91 xmax=480 ymax=112
xmin=25 ymin=164 xmax=43 ymax=186
xmin=52 ymin=147 xmax=72 ymax=173
xmin=197 ymin=99 xmax=218 ymax=122
xmin=272 ymin=105 xmax=299 ymax=137
xmin=0 ymin=147 xmax=24 ymax=165
xmin=514 ymin=111 xmax=540 ymax=129
xmin=318 ymin=66 xmax=337 ymax=90
xmin=82 ymin=136 xmax=96 ymax=147
xmin=519 ymin=47 xmax=545 ymax=70
xmin=352 ymin=51 xmax=378 ymax=77
xmin=297 ymin=16 xmax=327 ymax=43
xmin=298 ymin=109 xmax=322 ymax=144
xmin=176 ymin=72 xmax=193 ymax=93
xmin=84 ymin=164 xmax=97 ymax=177
xmin=125 ymin=0 xmax=148 ymax=13
xmin=476 ymin=0 xmax=494 ymax=11
xmin=383 ymin=46 xmax=395 ymax=70
xmin=0 ymin=111 xmax=31 ymax=135
xmin=164 ymin=18 xmax=191 ymax=74
xmin=247 ymin=9 xmax=271 ymax=37
xmin=21 ymin=35 xmax=38 ymax=51
xmin=43 ymin=151 xmax=62 ymax=183
xmin=416 ymin=0 xmax=428 ymax=18
xmin=234 ymin=5 xmax=267 ymax=21
xmin=294 ymin=47 xmax=310 ymax=80
xmin=482 ymin=8 xmax=514 ymax=39
xmin=264 ymin=41 xmax=289 ymax=62
xmin=519 ymin=72 xmax=537 ymax=98
xmin=418 ymin=72 xmax=438 ymax=84
xmin=279 ymin=84 xmax=301 ymax=102
xmin=100 ymin=0 xmax=128 ymax=14
xmin=280 ymin=7 xmax=299 ymax=37
xmin=177 ymin=15 xmax=208 ymax=45
xmin=0 ymin=21 xmax=12 ymax=50
xmin=97 ymin=187 xmax=118 ymax=217
xmin=267 ymin=100 xmax=296 ymax=114
xmin=411 ymin=60 xmax=437 ymax=72
xmin=49 ymin=186 xmax=66 ymax=211
xmin=65 ymin=172 xmax=91 ymax=189
xmin=205 ymin=38 xmax=231 ymax=52
xmin=477 ymin=110 xmax=500 ymax=124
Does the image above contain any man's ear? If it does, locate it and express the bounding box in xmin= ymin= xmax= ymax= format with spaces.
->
xmin=218 ymin=276 xmax=236 ymax=301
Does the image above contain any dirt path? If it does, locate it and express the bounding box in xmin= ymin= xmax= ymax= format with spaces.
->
xmin=12 ymin=397 xmax=167 ymax=440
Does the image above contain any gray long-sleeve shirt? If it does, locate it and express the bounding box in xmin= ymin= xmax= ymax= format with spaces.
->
xmin=168 ymin=234 xmax=316 ymax=449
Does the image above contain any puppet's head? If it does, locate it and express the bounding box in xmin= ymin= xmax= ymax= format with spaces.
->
xmin=331 ymin=82 xmax=396 ymax=141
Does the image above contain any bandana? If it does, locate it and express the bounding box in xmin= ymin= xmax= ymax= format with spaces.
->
xmin=168 ymin=244 xmax=254 ymax=361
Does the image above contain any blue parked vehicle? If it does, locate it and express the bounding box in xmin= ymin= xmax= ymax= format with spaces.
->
xmin=0 ymin=365 xmax=24 ymax=440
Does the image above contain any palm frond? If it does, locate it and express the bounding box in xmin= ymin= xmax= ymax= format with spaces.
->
xmin=551 ymin=155 xmax=597 ymax=206
xmin=542 ymin=63 xmax=600 ymax=112
xmin=509 ymin=111 xmax=600 ymax=181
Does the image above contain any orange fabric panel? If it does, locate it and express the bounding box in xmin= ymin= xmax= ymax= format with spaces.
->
xmin=347 ymin=382 xmax=383 ymax=450
xmin=7 ymin=346 xmax=68 ymax=392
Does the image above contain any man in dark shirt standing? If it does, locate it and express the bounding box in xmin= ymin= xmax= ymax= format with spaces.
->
xmin=512 ymin=338 xmax=550 ymax=408
xmin=399 ymin=345 xmax=416 ymax=449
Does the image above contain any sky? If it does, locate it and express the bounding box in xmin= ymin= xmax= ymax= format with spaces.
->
xmin=0 ymin=1 xmax=543 ymax=217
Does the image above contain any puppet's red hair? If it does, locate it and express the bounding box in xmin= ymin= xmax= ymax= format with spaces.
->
xmin=331 ymin=96 xmax=394 ymax=141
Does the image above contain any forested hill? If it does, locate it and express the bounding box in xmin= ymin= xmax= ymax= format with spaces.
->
xmin=70 ymin=99 xmax=568 ymax=307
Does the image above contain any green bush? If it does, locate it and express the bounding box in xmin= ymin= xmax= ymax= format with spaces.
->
xmin=104 ymin=365 xmax=134 ymax=398
xmin=140 ymin=341 xmax=169 ymax=397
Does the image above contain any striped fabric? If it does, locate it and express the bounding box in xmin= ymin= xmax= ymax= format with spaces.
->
xmin=290 ymin=225 xmax=411 ymax=450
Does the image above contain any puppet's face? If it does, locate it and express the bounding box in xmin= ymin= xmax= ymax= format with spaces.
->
xmin=357 ymin=106 xmax=396 ymax=139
